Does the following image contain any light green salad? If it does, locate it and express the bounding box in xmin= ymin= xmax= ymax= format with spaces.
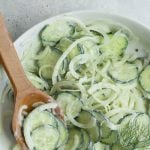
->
xmin=1 ymin=17 xmax=150 ymax=150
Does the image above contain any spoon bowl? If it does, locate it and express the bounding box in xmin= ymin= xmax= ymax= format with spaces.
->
xmin=13 ymin=88 xmax=51 ymax=149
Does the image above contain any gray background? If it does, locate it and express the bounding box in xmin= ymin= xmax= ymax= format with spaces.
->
xmin=0 ymin=0 xmax=150 ymax=41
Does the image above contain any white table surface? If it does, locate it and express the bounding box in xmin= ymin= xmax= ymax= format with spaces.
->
xmin=0 ymin=0 xmax=150 ymax=40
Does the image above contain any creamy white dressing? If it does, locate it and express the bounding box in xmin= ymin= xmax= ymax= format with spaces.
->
xmin=18 ymin=105 xmax=28 ymax=126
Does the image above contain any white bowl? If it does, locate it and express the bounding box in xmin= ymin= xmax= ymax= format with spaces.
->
xmin=0 ymin=11 xmax=150 ymax=150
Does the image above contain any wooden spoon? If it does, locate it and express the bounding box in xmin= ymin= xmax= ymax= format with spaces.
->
xmin=0 ymin=15 xmax=62 ymax=149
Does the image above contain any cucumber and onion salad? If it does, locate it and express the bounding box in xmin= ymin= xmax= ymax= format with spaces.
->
xmin=7 ymin=17 xmax=150 ymax=149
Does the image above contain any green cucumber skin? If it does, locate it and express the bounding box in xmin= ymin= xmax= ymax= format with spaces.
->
xmin=76 ymin=110 xmax=100 ymax=142
xmin=139 ymin=65 xmax=150 ymax=94
xmin=108 ymin=63 xmax=138 ymax=84
xmin=108 ymin=71 xmax=138 ymax=84
xmin=56 ymin=118 xmax=69 ymax=147
xmin=62 ymin=127 xmax=83 ymax=150
xmin=79 ymin=130 xmax=90 ymax=150
xmin=100 ymin=131 xmax=118 ymax=145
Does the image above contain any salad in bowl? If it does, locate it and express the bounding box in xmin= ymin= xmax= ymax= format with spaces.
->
xmin=0 ymin=11 xmax=150 ymax=150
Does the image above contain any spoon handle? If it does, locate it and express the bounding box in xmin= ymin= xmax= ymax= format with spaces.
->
xmin=0 ymin=15 xmax=32 ymax=95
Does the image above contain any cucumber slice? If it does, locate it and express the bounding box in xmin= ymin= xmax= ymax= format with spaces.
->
xmin=24 ymin=111 xmax=57 ymax=131
xmin=101 ymin=33 xmax=128 ymax=56
xmin=40 ymin=20 xmax=73 ymax=46
xmin=92 ymin=111 xmax=105 ymax=122
xmin=93 ymin=142 xmax=106 ymax=150
xmin=56 ymin=37 xmax=73 ymax=52
xmin=57 ymin=40 xmax=84 ymax=60
xmin=26 ymin=72 xmax=49 ymax=90
xmin=23 ymin=105 xmax=58 ymax=150
xmin=56 ymin=118 xmax=68 ymax=147
xmin=62 ymin=128 xmax=83 ymax=150
xmin=31 ymin=125 xmax=59 ymax=150
xmin=92 ymin=111 xmax=118 ymax=144
xmin=69 ymin=43 xmax=85 ymax=59
xmin=92 ymin=111 xmax=114 ymax=127
xmin=56 ymin=92 xmax=81 ymax=117
xmin=117 ymin=113 xmax=133 ymax=124
xmin=79 ymin=130 xmax=90 ymax=150
xmin=76 ymin=111 xmax=95 ymax=125
xmin=101 ymin=131 xmax=118 ymax=144
xmin=100 ymin=121 xmax=112 ymax=138
xmin=24 ymin=103 xmax=68 ymax=150
xmin=108 ymin=62 xmax=138 ymax=83
xmin=37 ymin=46 xmax=61 ymax=79
xmin=111 ymin=142 xmax=124 ymax=150
xmin=139 ymin=65 xmax=150 ymax=93
xmin=87 ymin=121 xmax=100 ymax=142
xmin=110 ymin=112 xmax=129 ymax=124
xmin=76 ymin=111 xmax=100 ymax=142
xmin=56 ymin=37 xmax=84 ymax=59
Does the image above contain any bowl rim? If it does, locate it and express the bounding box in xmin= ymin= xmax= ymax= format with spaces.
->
xmin=14 ymin=10 xmax=150 ymax=45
